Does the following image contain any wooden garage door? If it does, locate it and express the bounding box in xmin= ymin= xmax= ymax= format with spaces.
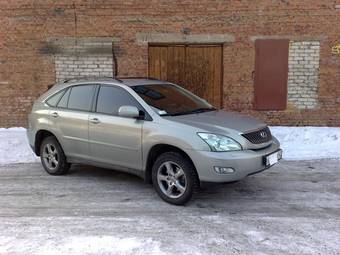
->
xmin=148 ymin=45 xmax=223 ymax=108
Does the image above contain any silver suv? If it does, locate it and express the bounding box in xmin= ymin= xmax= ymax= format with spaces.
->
xmin=27 ymin=77 xmax=282 ymax=205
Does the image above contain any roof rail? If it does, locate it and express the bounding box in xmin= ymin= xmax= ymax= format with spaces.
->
xmin=62 ymin=76 xmax=123 ymax=83
xmin=116 ymin=76 xmax=159 ymax=80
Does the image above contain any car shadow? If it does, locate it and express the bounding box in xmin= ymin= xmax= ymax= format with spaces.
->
xmin=68 ymin=164 xmax=143 ymax=184
xmin=65 ymin=164 xmax=280 ymax=212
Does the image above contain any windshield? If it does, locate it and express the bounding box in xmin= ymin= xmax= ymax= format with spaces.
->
xmin=131 ymin=84 xmax=215 ymax=116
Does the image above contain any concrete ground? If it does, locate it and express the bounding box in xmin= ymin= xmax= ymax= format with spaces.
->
xmin=0 ymin=160 xmax=339 ymax=255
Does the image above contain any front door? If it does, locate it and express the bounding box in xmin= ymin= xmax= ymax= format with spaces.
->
xmin=88 ymin=85 xmax=143 ymax=170
xmin=148 ymin=44 xmax=223 ymax=108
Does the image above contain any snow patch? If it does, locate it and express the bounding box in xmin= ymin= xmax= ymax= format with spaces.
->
xmin=0 ymin=236 xmax=163 ymax=255
xmin=270 ymin=126 xmax=340 ymax=160
xmin=0 ymin=127 xmax=39 ymax=164
xmin=245 ymin=230 xmax=271 ymax=244
xmin=0 ymin=126 xmax=339 ymax=164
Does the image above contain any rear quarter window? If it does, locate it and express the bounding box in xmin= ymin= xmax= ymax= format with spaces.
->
xmin=45 ymin=90 xmax=65 ymax=107
xmin=57 ymin=88 xmax=71 ymax=108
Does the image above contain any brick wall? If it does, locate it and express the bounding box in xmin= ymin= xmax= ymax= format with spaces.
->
xmin=0 ymin=1 xmax=339 ymax=127
xmin=288 ymin=41 xmax=320 ymax=110
xmin=55 ymin=55 xmax=113 ymax=82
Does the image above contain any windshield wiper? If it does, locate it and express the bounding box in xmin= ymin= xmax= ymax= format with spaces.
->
xmin=171 ymin=107 xmax=216 ymax=116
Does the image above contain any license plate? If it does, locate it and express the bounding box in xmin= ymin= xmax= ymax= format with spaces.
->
xmin=265 ymin=150 xmax=281 ymax=166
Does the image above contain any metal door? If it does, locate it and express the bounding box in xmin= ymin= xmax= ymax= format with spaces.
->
xmin=254 ymin=39 xmax=289 ymax=110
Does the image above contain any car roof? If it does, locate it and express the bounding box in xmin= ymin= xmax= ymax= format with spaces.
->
xmin=41 ymin=77 xmax=172 ymax=102
xmin=59 ymin=77 xmax=168 ymax=87
xmin=119 ymin=78 xmax=167 ymax=86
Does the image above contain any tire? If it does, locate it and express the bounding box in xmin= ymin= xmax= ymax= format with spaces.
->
xmin=152 ymin=151 xmax=199 ymax=205
xmin=40 ymin=136 xmax=70 ymax=175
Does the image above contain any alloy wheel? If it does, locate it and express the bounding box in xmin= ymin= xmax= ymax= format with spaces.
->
xmin=157 ymin=161 xmax=187 ymax=199
xmin=42 ymin=143 xmax=59 ymax=170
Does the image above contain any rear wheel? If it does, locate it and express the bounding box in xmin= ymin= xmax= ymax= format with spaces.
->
xmin=40 ymin=136 xmax=70 ymax=175
xmin=152 ymin=152 xmax=199 ymax=205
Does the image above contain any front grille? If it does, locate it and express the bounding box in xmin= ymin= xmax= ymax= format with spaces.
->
xmin=242 ymin=126 xmax=272 ymax=144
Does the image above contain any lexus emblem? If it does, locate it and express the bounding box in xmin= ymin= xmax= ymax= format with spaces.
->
xmin=260 ymin=131 xmax=267 ymax=138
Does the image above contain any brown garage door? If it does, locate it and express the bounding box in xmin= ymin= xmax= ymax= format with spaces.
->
xmin=148 ymin=44 xmax=223 ymax=108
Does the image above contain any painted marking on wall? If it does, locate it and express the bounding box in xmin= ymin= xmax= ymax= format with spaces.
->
xmin=331 ymin=44 xmax=340 ymax=54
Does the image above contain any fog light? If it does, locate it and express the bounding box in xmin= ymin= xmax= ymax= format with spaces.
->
xmin=213 ymin=166 xmax=235 ymax=174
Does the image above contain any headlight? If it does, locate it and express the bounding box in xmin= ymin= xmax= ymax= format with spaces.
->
xmin=197 ymin=133 xmax=242 ymax=152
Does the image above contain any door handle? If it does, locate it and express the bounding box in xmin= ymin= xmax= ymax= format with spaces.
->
xmin=89 ymin=118 xmax=100 ymax=124
xmin=51 ymin=112 xmax=59 ymax=118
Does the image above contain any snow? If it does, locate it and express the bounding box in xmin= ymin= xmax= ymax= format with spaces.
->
xmin=0 ymin=127 xmax=39 ymax=164
xmin=0 ymin=236 xmax=163 ymax=255
xmin=270 ymin=126 xmax=340 ymax=160
xmin=0 ymin=126 xmax=339 ymax=165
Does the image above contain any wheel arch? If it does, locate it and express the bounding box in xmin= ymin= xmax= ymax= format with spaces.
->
xmin=144 ymin=144 xmax=197 ymax=184
xmin=34 ymin=129 xmax=61 ymax=156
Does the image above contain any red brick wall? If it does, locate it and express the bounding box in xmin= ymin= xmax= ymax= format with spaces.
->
xmin=0 ymin=0 xmax=339 ymax=127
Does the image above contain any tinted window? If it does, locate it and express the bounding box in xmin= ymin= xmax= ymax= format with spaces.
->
xmin=131 ymin=84 xmax=214 ymax=116
xmin=46 ymin=90 xmax=64 ymax=107
xmin=68 ymin=85 xmax=94 ymax=111
xmin=96 ymin=86 xmax=141 ymax=115
xmin=57 ymin=88 xmax=71 ymax=108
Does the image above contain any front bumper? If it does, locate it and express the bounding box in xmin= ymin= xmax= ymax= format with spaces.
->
xmin=186 ymin=139 xmax=282 ymax=182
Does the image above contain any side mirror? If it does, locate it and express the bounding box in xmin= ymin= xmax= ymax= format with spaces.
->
xmin=118 ymin=105 xmax=142 ymax=119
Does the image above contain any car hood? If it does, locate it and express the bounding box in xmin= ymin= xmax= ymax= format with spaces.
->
xmin=165 ymin=110 xmax=266 ymax=134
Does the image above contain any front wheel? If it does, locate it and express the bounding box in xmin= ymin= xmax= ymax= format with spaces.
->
xmin=40 ymin=136 xmax=70 ymax=175
xmin=152 ymin=152 xmax=199 ymax=205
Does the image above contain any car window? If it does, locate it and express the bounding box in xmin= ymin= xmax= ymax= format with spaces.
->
xmin=57 ymin=88 xmax=71 ymax=108
xmin=96 ymin=85 xmax=142 ymax=115
xmin=131 ymin=84 xmax=214 ymax=116
xmin=68 ymin=85 xmax=95 ymax=111
xmin=46 ymin=89 xmax=65 ymax=107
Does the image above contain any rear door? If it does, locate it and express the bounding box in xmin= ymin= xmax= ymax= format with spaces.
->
xmin=51 ymin=85 xmax=96 ymax=159
xmin=88 ymin=85 xmax=143 ymax=170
